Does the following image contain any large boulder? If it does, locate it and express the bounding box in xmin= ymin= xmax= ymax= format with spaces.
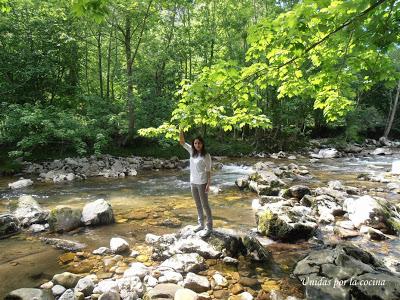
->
xmin=203 ymin=228 xmax=246 ymax=258
xmin=343 ymin=195 xmax=400 ymax=234
xmin=256 ymin=203 xmax=317 ymax=242
xmin=293 ymin=243 xmax=400 ymax=300
xmin=8 ymin=178 xmax=33 ymax=189
xmin=48 ymin=206 xmax=82 ymax=233
xmin=242 ymin=233 xmax=272 ymax=262
xmin=81 ymin=199 xmax=114 ymax=226
xmin=0 ymin=213 xmax=20 ymax=239
xmin=11 ymin=195 xmax=48 ymax=226
xmin=4 ymin=288 xmax=54 ymax=300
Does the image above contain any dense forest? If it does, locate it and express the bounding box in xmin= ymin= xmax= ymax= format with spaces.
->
xmin=0 ymin=0 xmax=399 ymax=161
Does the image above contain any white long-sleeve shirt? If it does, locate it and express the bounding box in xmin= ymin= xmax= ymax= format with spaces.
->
xmin=183 ymin=142 xmax=212 ymax=184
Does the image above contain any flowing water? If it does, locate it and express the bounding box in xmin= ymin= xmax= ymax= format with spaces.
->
xmin=0 ymin=154 xmax=399 ymax=298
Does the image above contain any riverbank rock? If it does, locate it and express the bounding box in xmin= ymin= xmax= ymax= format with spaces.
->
xmin=5 ymin=288 xmax=54 ymax=300
xmin=21 ymin=154 xmax=187 ymax=182
xmin=81 ymin=199 xmax=114 ymax=226
xmin=175 ymin=288 xmax=199 ymax=300
xmin=110 ymin=237 xmax=130 ymax=254
xmin=160 ymin=253 xmax=206 ymax=273
xmin=0 ymin=213 xmax=20 ymax=239
xmin=310 ymin=148 xmax=339 ymax=159
xmin=147 ymin=226 xmax=247 ymax=261
xmin=123 ymin=262 xmax=150 ymax=279
xmin=11 ymin=195 xmax=49 ymax=226
xmin=75 ymin=277 xmax=95 ymax=296
xmin=145 ymin=283 xmax=183 ymax=300
xmin=235 ymin=177 xmax=249 ymax=190
xmin=48 ymin=206 xmax=82 ymax=233
xmin=203 ymin=228 xmax=247 ymax=258
xmin=242 ymin=234 xmax=272 ymax=262
xmin=372 ymin=147 xmax=392 ymax=155
xmin=183 ymin=272 xmax=210 ymax=292
xmin=343 ymin=144 xmax=363 ymax=153
xmin=8 ymin=178 xmax=33 ymax=189
xmin=293 ymin=243 xmax=400 ymax=300
xmin=52 ymin=272 xmax=82 ymax=288
xmin=288 ymin=185 xmax=311 ymax=200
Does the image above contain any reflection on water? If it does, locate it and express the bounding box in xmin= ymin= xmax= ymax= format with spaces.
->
xmin=0 ymin=154 xmax=400 ymax=297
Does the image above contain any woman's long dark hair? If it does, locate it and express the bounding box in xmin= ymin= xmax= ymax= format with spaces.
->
xmin=191 ymin=136 xmax=207 ymax=157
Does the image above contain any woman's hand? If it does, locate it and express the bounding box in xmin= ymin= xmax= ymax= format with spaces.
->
xmin=179 ymin=130 xmax=185 ymax=145
xmin=205 ymin=183 xmax=210 ymax=193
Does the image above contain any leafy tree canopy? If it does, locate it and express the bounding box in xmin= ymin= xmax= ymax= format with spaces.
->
xmin=139 ymin=0 xmax=400 ymax=139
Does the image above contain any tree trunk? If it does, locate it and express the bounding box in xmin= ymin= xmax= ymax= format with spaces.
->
xmin=85 ymin=39 xmax=90 ymax=94
xmin=124 ymin=15 xmax=134 ymax=144
xmin=97 ymin=29 xmax=104 ymax=99
xmin=384 ymin=79 xmax=400 ymax=138
xmin=155 ymin=4 xmax=176 ymax=97
xmin=123 ymin=0 xmax=153 ymax=145
xmin=106 ymin=26 xmax=113 ymax=99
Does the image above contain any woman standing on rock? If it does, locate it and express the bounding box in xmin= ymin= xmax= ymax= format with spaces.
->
xmin=179 ymin=130 xmax=213 ymax=237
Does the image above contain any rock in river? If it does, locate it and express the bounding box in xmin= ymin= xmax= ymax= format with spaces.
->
xmin=81 ymin=199 xmax=114 ymax=226
xmin=11 ymin=195 xmax=48 ymax=226
xmin=293 ymin=243 xmax=400 ymax=300
xmin=48 ymin=206 xmax=82 ymax=233
xmin=0 ymin=213 xmax=20 ymax=239
xmin=8 ymin=178 xmax=33 ymax=189
xmin=256 ymin=202 xmax=317 ymax=242
xmin=4 ymin=288 xmax=54 ymax=300
xmin=40 ymin=237 xmax=86 ymax=252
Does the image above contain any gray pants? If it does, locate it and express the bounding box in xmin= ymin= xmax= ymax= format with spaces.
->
xmin=191 ymin=183 xmax=213 ymax=229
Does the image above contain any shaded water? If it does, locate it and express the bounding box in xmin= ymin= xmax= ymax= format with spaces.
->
xmin=0 ymin=154 xmax=400 ymax=297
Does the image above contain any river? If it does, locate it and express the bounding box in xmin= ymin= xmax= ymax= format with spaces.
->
xmin=0 ymin=153 xmax=399 ymax=298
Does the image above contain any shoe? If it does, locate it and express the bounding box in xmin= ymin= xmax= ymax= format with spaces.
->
xmin=193 ymin=225 xmax=204 ymax=233
xmin=199 ymin=228 xmax=212 ymax=238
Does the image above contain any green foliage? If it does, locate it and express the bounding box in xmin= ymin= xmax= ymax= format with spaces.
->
xmin=139 ymin=61 xmax=272 ymax=139
xmin=0 ymin=98 xmax=125 ymax=158
xmin=344 ymin=106 xmax=384 ymax=142
xmin=1 ymin=0 xmax=400 ymax=161
xmin=71 ymin=0 xmax=109 ymax=22
xmin=139 ymin=0 xmax=400 ymax=141
xmin=244 ymin=0 xmax=400 ymax=122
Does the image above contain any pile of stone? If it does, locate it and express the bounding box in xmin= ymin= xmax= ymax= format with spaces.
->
xmin=0 ymin=196 xmax=114 ymax=239
xmin=235 ymin=162 xmax=310 ymax=196
xmin=251 ymin=180 xmax=400 ymax=243
xmin=5 ymin=227 xmax=300 ymax=300
xmin=19 ymin=155 xmax=187 ymax=183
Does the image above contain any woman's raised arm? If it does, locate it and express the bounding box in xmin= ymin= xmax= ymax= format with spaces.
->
xmin=179 ymin=130 xmax=185 ymax=145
